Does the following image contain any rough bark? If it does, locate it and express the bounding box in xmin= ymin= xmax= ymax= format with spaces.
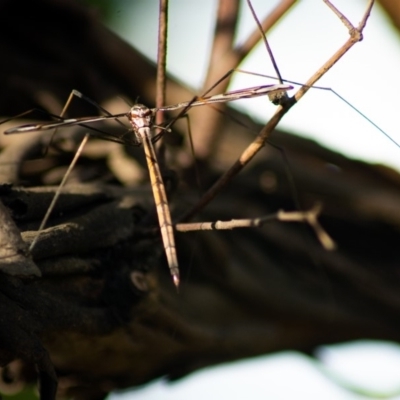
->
xmin=0 ymin=1 xmax=400 ymax=399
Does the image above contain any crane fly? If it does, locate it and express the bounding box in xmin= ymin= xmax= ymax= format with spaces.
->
xmin=4 ymin=82 xmax=293 ymax=288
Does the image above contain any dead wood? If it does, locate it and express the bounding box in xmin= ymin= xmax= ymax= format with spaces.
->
xmin=0 ymin=1 xmax=400 ymax=399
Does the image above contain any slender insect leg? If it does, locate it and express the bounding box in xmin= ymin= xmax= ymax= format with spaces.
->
xmin=27 ymin=90 xmax=104 ymax=252
xmin=28 ymin=133 xmax=90 ymax=252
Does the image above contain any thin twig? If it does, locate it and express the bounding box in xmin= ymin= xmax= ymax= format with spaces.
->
xmin=358 ymin=0 xmax=375 ymax=31
xmin=276 ymin=205 xmax=336 ymax=251
xmin=156 ymin=0 xmax=168 ymax=121
xmin=182 ymin=0 xmax=374 ymax=221
xmin=176 ymin=204 xmax=336 ymax=251
xmin=192 ymin=0 xmax=294 ymax=160
xmin=323 ymin=0 xmax=354 ymax=31
xmin=176 ymin=214 xmax=278 ymax=231
xmin=179 ymin=100 xmax=293 ymax=222
xmin=155 ymin=0 xmax=169 ymax=162
xmin=294 ymin=0 xmax=374 ymax=103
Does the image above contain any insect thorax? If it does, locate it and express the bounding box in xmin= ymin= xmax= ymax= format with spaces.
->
xmin=129 ymin=104 xmax=155 ymax=141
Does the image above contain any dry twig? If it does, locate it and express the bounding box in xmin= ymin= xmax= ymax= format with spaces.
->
xmin=177 ymin=203 xmax=336 ymax=250
xmin=183 ymin=0 xmax=375 ymax=221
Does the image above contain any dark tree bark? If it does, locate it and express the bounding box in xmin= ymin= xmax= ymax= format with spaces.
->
xmin=0 ymin=1 xmax=400 ymax=399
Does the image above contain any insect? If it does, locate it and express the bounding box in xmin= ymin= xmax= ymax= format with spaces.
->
xmin=4 ymin=83 xmax=293 ymax=288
